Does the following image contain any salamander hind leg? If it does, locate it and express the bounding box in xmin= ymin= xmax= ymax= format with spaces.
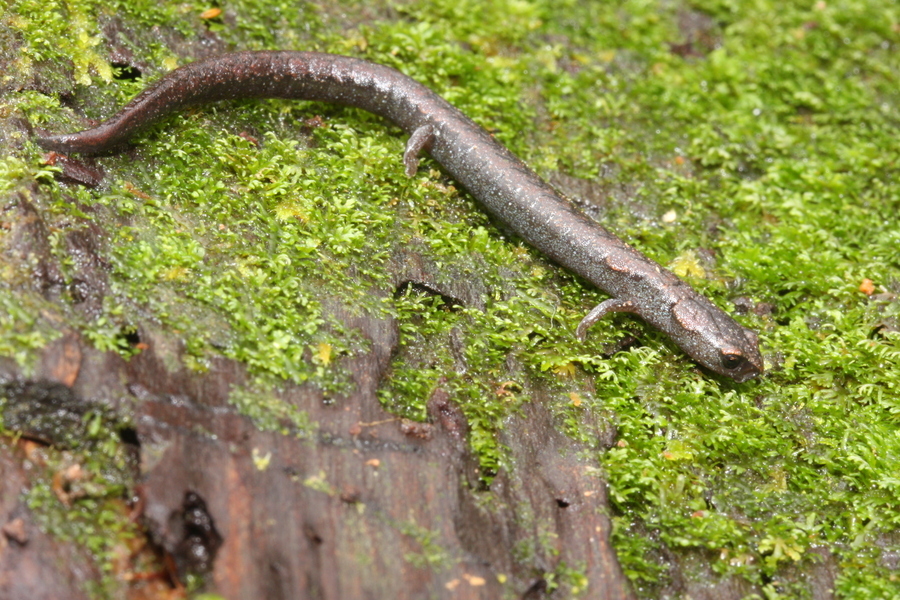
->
xmin=576 ymin=298 xmax=637 ymax=341
xmin=403 ymin=124 xmax=435 ymax=176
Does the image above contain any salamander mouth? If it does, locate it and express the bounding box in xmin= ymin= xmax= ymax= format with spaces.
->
xmin=728 ymin=358 xmax=763 ymax=383
xmin=732 ymin=368 xmax=760 ymax=383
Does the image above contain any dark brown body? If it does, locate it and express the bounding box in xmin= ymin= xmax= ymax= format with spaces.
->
xmin=38 ymin=51 xmax=763 ymax=381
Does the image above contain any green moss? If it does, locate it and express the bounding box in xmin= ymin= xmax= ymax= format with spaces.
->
xmin=546 ymin=561 xmax=589 ymax=597
xmin=4 ymin=0 xmax=196 ymax=92
xmin=214 ymin=0 xmax=319 ymax=49
xmin=16 ymin=408 xmax=142 ymax=598
xmin=397 ymin=519 xmax=452 ymax=570
xmin=529 ymin=0 xmax=900 ymax=595
xmin=228 ymin=378 xmax=318 ymax=437
xmin=0 ymin=289 xmax=62 ymax=369
xmin=3 ymin=0 xmax=900 ymax=596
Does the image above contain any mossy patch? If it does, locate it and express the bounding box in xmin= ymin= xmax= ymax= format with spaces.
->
xmin=1 ymin=403 xmax=145 ymax=597
xmin=2 ymin=0 xmax=900 ymax=597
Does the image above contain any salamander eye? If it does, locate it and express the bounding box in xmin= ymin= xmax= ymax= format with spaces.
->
xmin=721 ymin=353 xmax=745 ymax=370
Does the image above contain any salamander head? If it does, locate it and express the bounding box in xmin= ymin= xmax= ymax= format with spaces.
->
xmin=670 ymin=296 xmax=763 ymax=382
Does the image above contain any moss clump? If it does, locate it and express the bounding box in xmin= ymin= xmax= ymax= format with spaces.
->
xmin=9 ymin=405 xmax=143 ymax=597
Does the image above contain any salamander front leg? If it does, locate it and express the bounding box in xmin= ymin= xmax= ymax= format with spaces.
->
xmin=403 ymin=124 xmax=435 ymax=176
xmin=576 ymin=298 xmax=637 ymax=341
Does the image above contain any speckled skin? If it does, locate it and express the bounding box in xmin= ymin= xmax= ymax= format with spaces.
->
xmin=38 ymin=51 xmax=763 ymax=381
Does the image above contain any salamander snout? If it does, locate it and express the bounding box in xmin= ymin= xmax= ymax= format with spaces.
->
xmin=670 ymin=298 xmax=763 ymax=382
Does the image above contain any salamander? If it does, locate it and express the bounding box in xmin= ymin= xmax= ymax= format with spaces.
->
xmin=37 ymin=51 xmax=763 ymax=382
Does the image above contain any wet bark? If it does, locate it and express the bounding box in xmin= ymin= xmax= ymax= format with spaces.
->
xmin=0 ymin=185 xmax=633 ymax=598
xmin=0 ymin=294 xmax=633 ymax=599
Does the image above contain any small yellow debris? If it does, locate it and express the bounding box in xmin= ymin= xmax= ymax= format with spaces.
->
xmin=670 ymin=250 xmax=706 ymax=279
xmin=497 ymin=574 xmax=508 ymax=584
xmin=252 ymin=448 xmax=271 ymax=471
xmin=444 ymin=579 xmax=460 ymax=591
xmin=302 ymin=470 xmax=335 ymax=495
xmin=662 ymin=209 xmax=677 ymax=223
xmin=200 ymin=7 xmax=222 ymax=19
xmin=365 ymin=458 xmax=380 ymax=468
xmin=316 ymin=343 xmax=332 ymax=366
xmin=598 ymin=50 xmax=616 ymax=63
xmin=162 ymin=266 xmax=189 ymax=281
xmin=860 ymin=278 xmax=875 ymax=296
xmin=123 ymin=181 xmax=151 ymax=199
xmin=568 ymin=392 xmax=582 ymax=407
xmin=495 ymin=381 xmax=521 ymax=397
xmin=462 ymin=574 xmax=486 ymax=586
